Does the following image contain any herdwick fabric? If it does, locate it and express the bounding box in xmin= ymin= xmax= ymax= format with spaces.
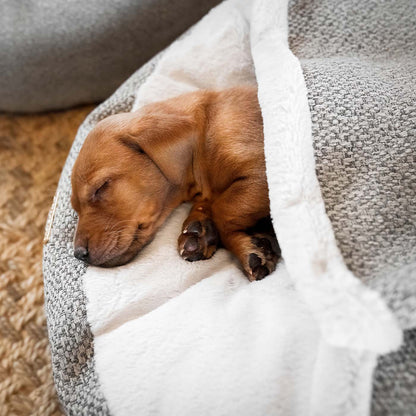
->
xmin=0 ymin=0 xmax=221 ymax=113
xmin=43 ymin=0 xmax=416 ymax=415
xmin=287 ymin=1 xmax=416 ymax=413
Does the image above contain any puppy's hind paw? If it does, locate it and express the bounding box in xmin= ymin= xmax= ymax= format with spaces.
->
xmin=178 ymin=219 xmax=220 ymax=262
xmin=247 ymin=234 xmax=281 ymax=281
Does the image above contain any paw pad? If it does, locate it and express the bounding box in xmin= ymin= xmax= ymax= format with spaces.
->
xmin=178 ymin=219 xmax=220 ymax=262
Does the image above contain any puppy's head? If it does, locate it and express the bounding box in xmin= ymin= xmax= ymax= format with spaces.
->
xmin=71 ymin=109 xmax=195 ymax=267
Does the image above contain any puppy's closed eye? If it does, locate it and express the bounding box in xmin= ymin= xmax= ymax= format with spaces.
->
xmin=91 ymin=180 xmax=110 ymax=202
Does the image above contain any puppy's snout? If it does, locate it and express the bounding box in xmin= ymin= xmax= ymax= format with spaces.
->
xmin=74 ymin=245 xmax=89 ymax=262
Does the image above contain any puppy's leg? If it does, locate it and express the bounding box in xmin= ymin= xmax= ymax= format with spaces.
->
xmin=178 ymin=202 xmax=220 ymax=261
xmin=212 ymin=181 xmax=281 ymax=281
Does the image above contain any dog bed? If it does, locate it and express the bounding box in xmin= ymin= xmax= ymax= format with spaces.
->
xmin=0 ymin=0 xmax=220 ymax=112
xmin=43 ymin=0 xmax=416 ymax=414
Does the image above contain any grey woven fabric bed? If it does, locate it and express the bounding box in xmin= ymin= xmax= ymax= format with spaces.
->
xmin=0 ymin=0 xmax=220 ymax=112
xmin=43 ymin=0 xmax=416 ymax=414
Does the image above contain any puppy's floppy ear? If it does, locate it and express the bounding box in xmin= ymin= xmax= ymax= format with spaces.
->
xmin=123 ymin=111 xmax=196 ymax=185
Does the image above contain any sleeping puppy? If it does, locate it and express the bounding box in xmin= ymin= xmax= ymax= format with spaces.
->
xmin=71 ymin=87 xmax=280 ymax=281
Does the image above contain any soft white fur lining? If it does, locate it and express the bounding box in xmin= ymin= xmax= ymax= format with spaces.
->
xmin=83 ymin=1 xmax=402 ymax=414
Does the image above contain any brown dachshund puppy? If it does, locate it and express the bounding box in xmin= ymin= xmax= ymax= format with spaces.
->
xmin=71 ymin=87 xmax=280 ymax=280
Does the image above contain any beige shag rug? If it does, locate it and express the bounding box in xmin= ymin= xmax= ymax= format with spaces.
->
xmin=0 ymin=106 xmax=94 ymax=416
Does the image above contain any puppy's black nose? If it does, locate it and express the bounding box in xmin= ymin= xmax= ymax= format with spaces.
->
xmin=74 ymin=246 xmax=89 ymax=262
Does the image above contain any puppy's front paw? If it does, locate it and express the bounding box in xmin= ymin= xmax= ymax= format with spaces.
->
xmin=247 ymin=234 xmax=281 ymax=281
xmin=178 ymin=219 xmax=220 ymax=262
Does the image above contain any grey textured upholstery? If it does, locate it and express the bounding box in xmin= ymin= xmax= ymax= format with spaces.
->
xmin=288 ymin=0 xmax=416 ymax=413
xmin=0 ymin=0 xmax=220 ymax=112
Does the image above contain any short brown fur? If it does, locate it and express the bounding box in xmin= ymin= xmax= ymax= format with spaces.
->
xmin=71 ymin=87 xmax=280 ymax=280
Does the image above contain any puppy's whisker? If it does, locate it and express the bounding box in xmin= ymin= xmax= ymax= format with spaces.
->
xmin=111 ymin=219 xmax=140 ymax=227
xmin=101 ymin=235 xmax=119 ymax=258
xmin=104 ymin=231 xmax=123 ymax=239
xmin=104 ymin=219 xmax=140 ymax=234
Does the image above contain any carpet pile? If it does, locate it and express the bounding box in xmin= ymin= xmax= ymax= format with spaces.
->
xmin=0 ymin=106 xmax=93 ymax=416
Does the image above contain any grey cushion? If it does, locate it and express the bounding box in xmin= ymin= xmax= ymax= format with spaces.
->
xmin=0 ymin=0 xmax=220 ymax=112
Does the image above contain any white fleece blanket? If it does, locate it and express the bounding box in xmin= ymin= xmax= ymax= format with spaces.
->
xmin=84 ymin=0 xmax=402 ymax=415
